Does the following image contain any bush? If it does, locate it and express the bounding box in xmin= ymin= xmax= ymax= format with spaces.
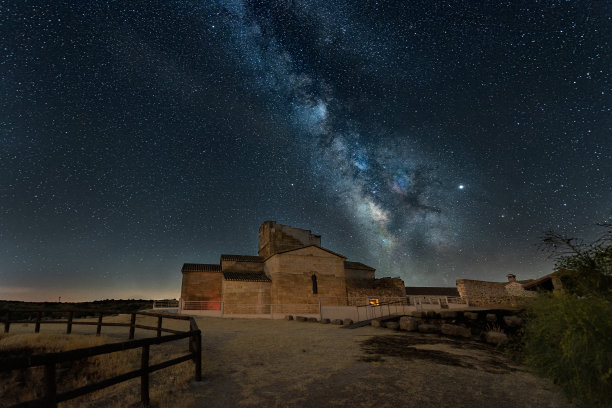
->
xmin=522 ymin=292 xmax=612 ymax=407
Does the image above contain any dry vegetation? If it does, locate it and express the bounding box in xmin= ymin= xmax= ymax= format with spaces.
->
xmin=1 ymin=315 xmax=576 ymax=408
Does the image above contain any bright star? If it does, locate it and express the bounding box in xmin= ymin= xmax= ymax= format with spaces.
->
xmin=458 ymin=184 xmax=465 ymax=190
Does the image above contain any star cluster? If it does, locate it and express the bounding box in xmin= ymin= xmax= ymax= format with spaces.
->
xmin=0 ymin=1 xmax=610 ymax=300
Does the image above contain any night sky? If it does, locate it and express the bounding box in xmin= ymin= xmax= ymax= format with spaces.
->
xmin=1 ymin=1 xmax=610 ymax=301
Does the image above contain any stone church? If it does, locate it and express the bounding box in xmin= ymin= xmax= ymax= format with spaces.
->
xmin=180 ymin=221 xmax=406 ymax=316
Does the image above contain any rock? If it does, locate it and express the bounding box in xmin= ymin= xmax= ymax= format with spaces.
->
xmin=385 ymin=321 xmax=399 ymax=330
xmin=296 ymin=316 xmax=308 ymax=322
xmin=331 ymin=319 xmax=344 ymax=325
xmin=399 ymin=316 xmax=418 ymax=331
xmin=320 ymin=318 xmax=330 ymax=324
xmin=307 ymin=317 xmax=318 ymax=322
xmin=486 ymin=314 xmax=497 ymax=322
xmin=464 ymin=312 xmax=479 ymax=320
xmin=418 ymin=323 xmax=440 ymax=333
xmin=371 ymin=319 xmax=382 ymax=328
xmin=285 ymin=315 xmax=293 ymax=321
xmin=411 ymin=311 xmax=425 ymax=318
xmin=343 ymin=319 xmax=354 ymax=325
xmin=503 ymin=315 xmax=523 ymax=327
xmin=441 ymin=324 xmax=471 ymax=338
xmin=485 ymin=331 xmax=508 ymax=345
xmin=425 ymin=311 xmax=438 ymax=319
xmin=439 ymin=311 xmax=457 ymax=319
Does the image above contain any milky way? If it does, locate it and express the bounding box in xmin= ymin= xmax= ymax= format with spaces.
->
xmin=0 ymin=1 xmax=610 ymax=300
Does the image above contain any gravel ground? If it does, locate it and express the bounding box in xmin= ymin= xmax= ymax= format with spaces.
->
xmin=5 ymin=315 xmax=574 ymax=408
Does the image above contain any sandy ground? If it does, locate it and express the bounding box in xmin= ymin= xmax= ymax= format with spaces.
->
xmin=5 ymin=315 xmax=574 ymax=408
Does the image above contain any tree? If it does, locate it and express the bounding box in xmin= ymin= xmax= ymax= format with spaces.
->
xmin=540 ymin=222 xmax=612 ymax=298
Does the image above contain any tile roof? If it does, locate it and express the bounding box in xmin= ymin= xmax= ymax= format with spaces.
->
xmin=405 ymin=287 xmax=460 ymax=296
xmin=223 ymin=272 xmax=271 ymax=282
xmin=220 ymin=254 xmax=264 ymax=263
xmin=182 ymin=263 xmax=221 ymax=273
xmin=344 ymin=261 xmax=376 ymax=271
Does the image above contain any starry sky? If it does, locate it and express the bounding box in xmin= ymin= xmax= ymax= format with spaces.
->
xmin=1 ymin=1 xmax=611 ymax=301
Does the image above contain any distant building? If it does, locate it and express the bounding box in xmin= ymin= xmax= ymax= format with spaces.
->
xmin=180 ymin=221 xmax=406 ymax=317
xmin=456 ymin=273 xmax=562 ymax=306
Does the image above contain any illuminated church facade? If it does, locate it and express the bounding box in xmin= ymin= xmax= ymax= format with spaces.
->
xmin=179 ymin=221 xmax=406 ymax=317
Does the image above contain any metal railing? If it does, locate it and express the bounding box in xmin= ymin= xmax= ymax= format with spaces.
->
xmin=152 ymin=299 xmax=179 ymax=309
xmin=0 ymin=310 xmax=201 ymax=407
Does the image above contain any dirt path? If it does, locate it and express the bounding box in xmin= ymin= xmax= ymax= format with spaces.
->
xmin=5 ymin=315 xmax=574 ymax=407
xmin=185 ymin=317 xmax=573 ymax=408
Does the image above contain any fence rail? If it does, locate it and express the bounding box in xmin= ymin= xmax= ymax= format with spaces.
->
xmin=0 ymin=309 xmax=201 ymax=408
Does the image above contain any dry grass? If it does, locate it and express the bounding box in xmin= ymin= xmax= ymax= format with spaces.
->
xmin=0 ymin=315 xmax=196 ymax=408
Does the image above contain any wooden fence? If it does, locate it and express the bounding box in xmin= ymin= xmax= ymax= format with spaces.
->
xmin=0 ymin=310 xmax=202 ymax=407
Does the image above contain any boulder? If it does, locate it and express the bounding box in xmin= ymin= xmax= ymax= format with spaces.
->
xmin=464 ymin=312 xmax=479 ymax=320
xmin=285 ymin=315 xmax=294 ymax=321
xmin=439 ymin=311 xmax=458 ymax=319
xmin=441 ymin=324 xmax=471 ymax=338
xmin=399 ymin=316 xmax=418 ymax=331
xmin=503 ymin=315 xmax=523 ymax=327
xmin=418 ymin=323 xmax=440 ymax=333
xmin=320 ymin=318 xmax=331 ymax=324
xmin=485 ymin=331 xmax=508 ymax=345
xmin=296 ymin=316 xmax=308 ymax=322
xmin=385 ymin=321 xmax=399 ymax=330
xmin=486 ymin=314 xmax=497 ymax=322
xmin=343 ymin=319 xmax=354 ymax=325
xmin=331 ymin=319 xmax=344 ymax=325
xmin=371 ymin=319 xmax=382 ymax=328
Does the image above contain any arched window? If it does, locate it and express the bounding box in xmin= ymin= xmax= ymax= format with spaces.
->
xmin=311 ymin=274 xmax=318 ymax=294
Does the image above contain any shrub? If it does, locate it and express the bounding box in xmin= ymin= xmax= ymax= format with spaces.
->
xmin=522 ymin=292 xmax=612 ymax=407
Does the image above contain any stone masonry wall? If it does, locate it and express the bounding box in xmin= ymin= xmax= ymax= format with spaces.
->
xmin=456 ymin=279 xmax=507 ymax=298
xmin=266 ymin=246 xmax=346 ymax=306
xmin=258 ymin=221 xmax=321 ymax=259
xmin=222 ymin=280 xmax=271 ymax=314
xmin=180 ymin=271 xmax=222 ymax=302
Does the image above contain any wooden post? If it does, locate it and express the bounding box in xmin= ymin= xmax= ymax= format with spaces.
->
xmin=66 ymin=311 xmax=73 ymax=334
xmin=141 ymin=344 xmax=150 ymax=406
xmin=35 ymin=311 xmax=42 ymax=333
xmin=193 ymin=332 xmax=202 ymax=382
xmin=156 ymin=316 xmax=162 ymax=338
xmin=129 ymin=313 xmax=136 ymax=339
xmin=4 ymin=311 xmax=10 ymax=333
xmin=96 ymin=313 xmax=103 ymax=336
xmin=44 ymin=362 xmax=57 ymax=407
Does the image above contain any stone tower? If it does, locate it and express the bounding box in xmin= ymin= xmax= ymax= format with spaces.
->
xmin=258 ymin=221 xmax=321 ymax=259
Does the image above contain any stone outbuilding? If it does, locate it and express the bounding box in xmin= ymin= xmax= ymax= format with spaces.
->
xmin=180 ymin=221 xmax=406 ymax=317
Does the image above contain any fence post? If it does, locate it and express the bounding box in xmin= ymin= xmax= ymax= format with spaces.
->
xmin=96 ymin=313 xmax=103 ymax=336
xmin=157 ymin=316 xmax=162 ymax=338
xmin=129 ymin=313 xmax=136 ymax=339
xmin=44 ymin=362 xmax=57 ymax=407
xmin=141 ymin=344 xmax=150 ymax=406
xmin=193 ymin=332 xmax=202 ymax=382
xmin=4 ymin=311 xmax=10 ymax=333
xmin=67 ymin=311 xmax=73 ymax=334
xmin=35 ymin=311 xmax=42 ymax=333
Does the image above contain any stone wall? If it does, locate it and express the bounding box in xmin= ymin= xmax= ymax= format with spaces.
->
xmin=505 ymin=281 xmax=537 ymax=297
xmin=457 ymin=278 xmax=538 ymax=306
xmin=346 ymin=277 xmax=406 ymax=304
xmin=266 ymin=246 xmax=347 ymax=306
xmin=456 ymin=279 xmax=507 ymax=298
xmin=222 ymin=280 xmax=271 ymax=314
xmin=258 ymin=221 xmax=321 ymax=258
xmin=180 ymin=271 xmax=222 ymax=303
